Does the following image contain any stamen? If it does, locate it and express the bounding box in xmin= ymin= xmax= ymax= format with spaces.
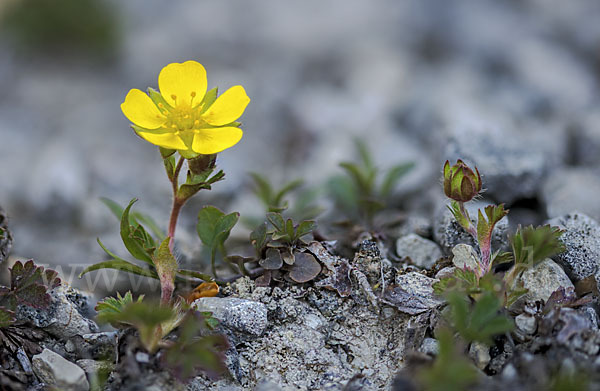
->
xmin=190 ymin=91 xmax=196 ymax=97
xmin=171 ymin=94 xmax=177 ymax=101
xmin=158 ymin=103 xmax=164 ymax=108
xmin=194 ymin=120 xmax=200 ymax=126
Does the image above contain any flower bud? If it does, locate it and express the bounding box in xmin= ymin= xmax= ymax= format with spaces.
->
xmin=443 ymin=159 xmax=482 ymax=202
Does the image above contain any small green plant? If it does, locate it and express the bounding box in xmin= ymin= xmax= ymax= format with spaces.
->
xmin=248 ymin=212 xmax=321 ymax=285
xmin=95 ymin=292 xmax=227 ymax=378
xmin=249 ymin=173 xmax=324 ymax=220
xmin=440 ymin=160 xmax=565 ymax=306
xmin=196 ymin=206 xmax=239 ymax=278
xmin=328 ymin=138 xmax=414 ymax=227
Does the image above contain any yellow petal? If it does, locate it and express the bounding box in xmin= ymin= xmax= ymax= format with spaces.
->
xmin=158 ymin=61 xmax=207 ymax=107
xmin=192 ymin=127 xmax=243 ymax=154
xmin=136 ymin=130 xmax=187 ymax=150
xmin=121 ymin=89 xmax=166 ymax=129
xmin=201 ymin=86 xmax=250 ymax=126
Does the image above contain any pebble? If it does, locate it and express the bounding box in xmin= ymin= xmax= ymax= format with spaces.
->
xmin=514 ymin=314 xmax=536 ymax=335
xmin=517 ymin=258 xmax=574 ymax=303
xmin=396 ymin=233 xmax=442 ymax=269
xmin=420 ymin=337 xmax=439 ymax=356
xmin=192 ymin=297 xmax=268 ymax=337
xmin=451 ymin=244 xmax=480 ymax=271
xmin=548 ymin=213 xmax=600 ymax=282
xmin=469 ymin=341 xmax=491 ymax=370
xmin=32 ymin=348 xmax=89 ymax=391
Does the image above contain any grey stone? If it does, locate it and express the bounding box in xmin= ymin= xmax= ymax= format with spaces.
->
xmin=444 ymin=127 xmax=546 ymax=203
xmin=420 ymin=337 xmax=439 ymax=356
xmin=32 ymin=348 xmax=89 ymax=391
xmin=192 ymin=297 xmax=268 ymax=337
xmin=395 ymin=216 xmax=432 ymax=238
xmin=434 ymin=202 xmax=509 ymax=255
xmin=434 ymin=266 xmax=456 ymax=280
xmin=572 ymin=110 xmax=600 ymax=166
xmin=514 ymin=314 xmax=537 ymax=335
xmin=16 ymin=285 xmax=98 ymax=340
xmin=396 ymin=233 xmax=442 ymax=269
xmin=517 ymin=258 xmax=574 ymax=303
xmin=451 ymin=244 xmax=480 ymax=271
xmin=254 ymin=379 xmax=283 ymax=391
xmin=393 ymin=272 xmax=444 ymax=312
xmin=75 ymin=359 xmax=114 ymax=376
xmin=469 ymin=341 xmax=491 ymax=370
xmin=0 ymin=206 xmax=12 ymax=264
xmin=542 ymin=168 xmax=600 ymax=221
xmin=548 ymin=213 xmax=600 ymax=282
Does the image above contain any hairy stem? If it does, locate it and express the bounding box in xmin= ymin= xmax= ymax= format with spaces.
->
xmin=167 ymin=156 xmax=186 ymax=252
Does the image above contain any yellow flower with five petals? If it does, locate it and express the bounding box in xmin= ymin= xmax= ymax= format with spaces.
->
xmin=121 ymin=61 xmax=250 ymax=158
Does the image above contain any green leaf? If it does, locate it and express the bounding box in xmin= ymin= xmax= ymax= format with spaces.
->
xmin=95 ymin=291 xmax=143 ymax=326
xmin=120 ymin=199 xmax=154 ymax=264
xmin=417 ymin=328 xmax=478 ymax=391
xmin=0 ymin=307 xmax=15 ymax=328
xmin=273 ymin=179 xmax=303 ymax=207
xmin=511 ymin=225 xmax=565 ymax=266
xmin=266 ymin=212 xmax=285 ymax=232
xmin=448 ymin=291 xmax=513 ymax=345
xmin=79 ymin=258 xmax=158 ymax=280
xmin=197 ymin=206 xmax=239 ymax=249
xmin=163 ymin=154 xmax=177 ymax=182
xmin=447 ymin=201 xmax=471 ymax=232
xmin=340 ymin=162 xmax=370 ymax=194
xmin=163 ymin=311 xmax=228 ymax=381
xmin=285 ymin=218 xmax=295 ymax=240
xmin=380 ymin=162 xmax=414 ymax=198
xmin=250 ymin=222 xmax=268 ymax=254
xmin=295 ymin=220 xmax=316 ymax=239
xmin=476 ymin=204 xmax=508 ymax=246
xmin=177 ymin=269 xmax=214 ymax=283
xmin=249 ymin=173 xmax=274 ymax=206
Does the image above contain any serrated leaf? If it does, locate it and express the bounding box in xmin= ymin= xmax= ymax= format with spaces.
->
xmin=447 ymin=201 xmax=471 ymax=232
xmin=2 ymin=260 xmax=60 ymax=311
xmin=476 ymin=204 xmax=508 ymax=246
xmin=95 ymin=291 xmax=143 ymax=326
xmin=120 ymin=199 xmax=154 ymax=264
xmin=511 ymin=225 xmax=565 ymax=266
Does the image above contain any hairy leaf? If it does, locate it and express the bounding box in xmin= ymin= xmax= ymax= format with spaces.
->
xmin=95 ymin=291 xmax=143 ymax=326
xmin=476 ymin=204 xmax=508 ymax=247
xmin=120 ymin=199 xmax=154 ymax=264
xmin=511 ymin=225 xmax=565 ymax=266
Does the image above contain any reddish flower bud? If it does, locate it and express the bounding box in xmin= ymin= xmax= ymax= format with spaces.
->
xmin=443 ymin=159 xmax=482 ymax=202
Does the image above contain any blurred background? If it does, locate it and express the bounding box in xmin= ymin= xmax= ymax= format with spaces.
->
xmin=1 ymin=0 xmax=600 ymax=293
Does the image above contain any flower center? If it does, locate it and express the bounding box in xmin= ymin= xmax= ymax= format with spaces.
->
xmin=158 ymin=92 xmax=207 ymax=134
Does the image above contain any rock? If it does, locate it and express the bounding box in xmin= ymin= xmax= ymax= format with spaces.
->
xmin=433 ymin=202 xmax=509 ymax=255
xmin=444 ymin=127 xmax=546 ymax=203
xmin=75 ymin=359 xmax=114 ymax=376
xmin=192 ymin=297 xmax=268 ymax=337
xmin=385 ymin=272 xmax=444 ymax=314
xmin=395 ymin=215 xmax=432 ymax=238
xmin=396 ymin=233 xmax=442 ymax=269
xmin=420 ymin=337 xmax=439 ymax=356
xmin=0 ymin=206 xmax=13 ymax=264
xmin=548 ymin=213 xmax=600 ymax=282
xmin=572 ymin=110 xmax=600 ymax=166
xmin=16 ymin=285 xmax=98 ymax=340
xmin=514 ymin=314 xmax=537 ymax=335
xmin=469 ymin=341 xmax=491 ymax=370
xmin=541 ymin=168 xmax=600 ymax=221
xmin=451 ymin=244 xmax=480 ymax=271
xmin=434 ymin=266 xmax=456 ymax=280
xmin=32 ymin=349 xmax=89 ymax=391
xmin=517 ymin=258 xmax=574 ymax=303
xmin=254 ymin=379 xmax=283 ymax=391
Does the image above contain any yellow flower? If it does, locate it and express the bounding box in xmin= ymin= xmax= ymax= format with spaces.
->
xmin=121 ymin=61 xmax=250 ymax=158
